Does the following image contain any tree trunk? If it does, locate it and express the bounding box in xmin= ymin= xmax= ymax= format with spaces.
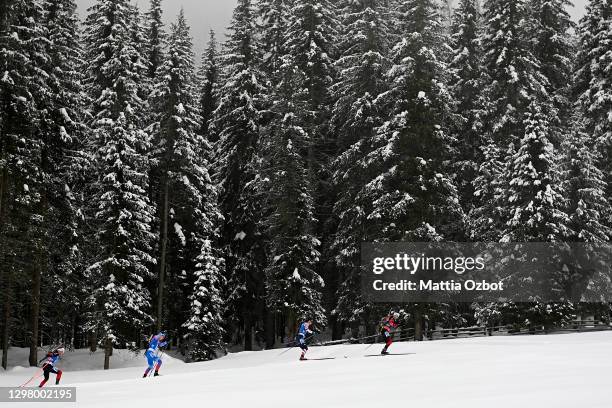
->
xmin=0 ymin=165 xmax=10 ymax=369
xmin=0 ymin=167 xmax=7 ymax=370
xmin=0 ymin=167 xmax=5 ymax=224
xmin=331 ymin=315 xmax=343 ymax=341
xmin=243 ymin=312 xmax=253 ymax=351
xmin=264 ymin=307 xmax=275 ymax=349
xmin=365 ymin=310 xmax=375 ymax=336
xmin=103 ymin=337 xmax=112 ymax=370
xmin=286 ymin=311 xmax=297 ymax=342
xmin=1 ymin=270 xmax=12 ymax=370
xmin=29 ymin=189 xmax=46 ymax=367
xmin=414 ymin=307 xmax=423 ymax=341
xmin=156 ymin=179 xmax=169 ymax=332
xmin=276 ymin=313 xmax=285 ymax=343
xmin=70 ymin=314 xmax=76 ymax=350
xmin=28 ymin=253 xmax=41 ymax=366
xmin=89 ymin=331 xmax=97 ymax=352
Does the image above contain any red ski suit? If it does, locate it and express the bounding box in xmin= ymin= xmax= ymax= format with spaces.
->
xmin=381 ymin=316 xmax=399 ymax=347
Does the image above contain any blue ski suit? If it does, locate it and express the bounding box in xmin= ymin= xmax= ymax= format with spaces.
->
xmin=297 ymin=322 xmax=313 ymax=351
xmin=145 ymin=333 xmax=167 ymax=370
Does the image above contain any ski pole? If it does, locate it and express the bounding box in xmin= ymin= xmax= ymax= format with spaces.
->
xmin=19 ymin=367 xmax=45 ymax=388
xmin=363 ymin=340 xmax=379 ymax=351
xmin=363 ymin=329 xmax=404 ymax=351
xmin=277 ymin=335 xmax=301 ymax=349
xmin=277 ymin=333 xmax=316 ymax=356
xmin=326 ymin=339 xmax=359 ymax=358
xmin=356 ymin=333 xmax=380 ymax=345
xmin=336 ymin=334 xmax=384 ymax=358
xmin=278 ymin=346 xmax=296 ymax=356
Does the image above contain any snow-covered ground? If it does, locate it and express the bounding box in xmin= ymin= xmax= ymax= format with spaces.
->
xmin=1 ymin=331 xmax=610 ymax=408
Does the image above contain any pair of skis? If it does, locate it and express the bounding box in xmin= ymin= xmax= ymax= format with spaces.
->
xmin=364 ymin=352 xmax=415 ymax=357
xmin=300 ymin=352 xmax=415 ymax=361
xmin=300 ymin=357 xmax=336 ymax=361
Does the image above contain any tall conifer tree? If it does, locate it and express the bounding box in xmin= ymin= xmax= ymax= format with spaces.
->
xmin=83 ymin=0 xmax=156 ymax=369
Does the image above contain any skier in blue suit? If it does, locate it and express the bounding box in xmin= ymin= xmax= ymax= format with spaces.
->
xmin=297 ymin=319 xmax=317 ymax=361
xmin=143 ymin=331 xmax=168 ymax=377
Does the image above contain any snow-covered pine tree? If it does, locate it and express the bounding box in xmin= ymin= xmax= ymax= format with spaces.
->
xmin=562 ymin=116 xmax=611 ymax=243
xmin=531 ymin=0 xmax=575 ymax=130
xmin=280 ymin=0 xmax=338 ymax=336
xmin=283 ymin=0 xmax=337 ymax=132
xmin=183 ymin=239 xmax=225 ymax=361
xmin=468 ymin=139 xmax=506 ymax=241
xmin=384 ymin=0 xmax=408 ymax=43
xmin=358 ymin=0 xmax=464 ymax=340
xmin=330 ymin=0 xmax=391 ymax=330
xmin=477 ymin=0 xmax=578 ymax=321
xmin=198 ymin=30 xmax=219 ymax=139
xmin=480 ymin=0 xmax=550 ymax=146
xmin=212 ymin=0 xmax=267 ymax=350
xmin=127 ymin=4 xmax=151 ymax=103
xmin=498 ymin=101 xmax=574 ymax=329
xmin=562 ymin=115 xmax=612 ymax=315
xmin=8 ymin=0 xmax=46 ymax=368
xmin=333 ymin=0 xmax=391 ymax=151
xmin=448 ymin=0 xmax=484 ymax=212
xmin=282 ymin=0 xmax=338 ymax=242
xmin=570 ymin=0 xmax=612 ymax=326
xmin=500 ymin=100 xmax=570 ymax=242
xmin=470 ymin=0 xmax=551 ymax=242
xmin=574 ymin=0 xmax=612 ymax=219
xmin=145 ymin=0 xmax=165 ymax=80
xmin=149 ymin=9 xmax=225 ymax=360
xmin=261 ymin=56 xmax=326 ymax=332
xmin=0 ymin=0 xmax=47 ymax=370
xmin=35 ymin=0 xmax=90 ymax=363
xmin=83 ymin=0 xmax=156 ymax=369
xmin=362 ymin=0 xmax=463 ymax=243
xmin=257 ymin=0 xmax=290 ymax=84
xmin=573 ymin=0 xmax=604 ymax=98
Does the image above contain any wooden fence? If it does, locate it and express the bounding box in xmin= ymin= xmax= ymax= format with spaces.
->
xmin=393 ymin=320 xmax=611 ymax=343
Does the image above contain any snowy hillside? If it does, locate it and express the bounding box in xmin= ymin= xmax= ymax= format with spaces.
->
xmin=1 ymin=332 xmax=610 ymax=408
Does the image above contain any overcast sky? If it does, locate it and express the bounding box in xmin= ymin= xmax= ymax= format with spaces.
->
xmin=75 ymin=0 xmax=239 ymax=57
xmin=75 ymin=0 xmax=588 ymax=58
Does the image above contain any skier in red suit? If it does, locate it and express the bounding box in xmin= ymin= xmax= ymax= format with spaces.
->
xmin=380 ymin=312 xmax=400 ymax=355
xmin=38 ymin=348 xmax=64 ymax=387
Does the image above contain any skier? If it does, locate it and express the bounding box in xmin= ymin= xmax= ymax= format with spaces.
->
xmin=297 ymin=318 xmax=316 ymax=361
xmin=143 ymin=331 xmax=168 ymax=377
xmin=380 ymin=312 xmax=400 ymax=355
xmin=38 ymin=347 xmax=64 ymax=387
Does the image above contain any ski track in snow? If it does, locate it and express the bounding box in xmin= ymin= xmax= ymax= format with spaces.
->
xmin=1 ymin=331 xmax=610 ymax=408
